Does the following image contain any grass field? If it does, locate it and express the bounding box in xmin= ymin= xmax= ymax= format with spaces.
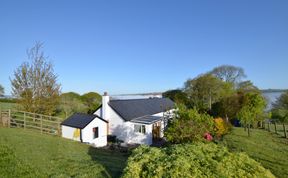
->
xmin=0 ymin=128 xmax=129 ymax=178
xmin=264 ymin=123 xmax=288 ymax=138
xmin=221 ymin=127 xmax=288 ymax=178
xmin=0 ymin=102 xmax=18 ymax=110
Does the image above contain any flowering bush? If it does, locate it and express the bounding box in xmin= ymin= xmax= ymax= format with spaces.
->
xmin=165 ymin=105 xmax=214 ymax=143
xmin=214 ymin=117 xmax=230 ymax=137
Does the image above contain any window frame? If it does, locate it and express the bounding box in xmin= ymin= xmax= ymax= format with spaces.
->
xmin=134 ymin=124 xmax=146 ymax=134
xmin=93 ymin=127 xmax=99 ymax=139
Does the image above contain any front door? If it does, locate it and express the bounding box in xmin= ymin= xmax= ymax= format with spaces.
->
xmin=152 ymin=122 xmax=161 ymax=140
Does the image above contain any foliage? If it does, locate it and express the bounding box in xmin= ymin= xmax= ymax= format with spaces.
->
xmin=165 ymin=105 xmax=214 ymax=143
xmin=184 ymin=74 xmax=234 ymax=111
xmin=59 ymin=92 xmax=87 ymax=118
xmin=214 ymin=117 xmax=230 ymax=137
xmin=122 ymin=142 xmax=274 ymax=178
xmin=237 ymin=93 xmax=266 ymax=124
xmin=221 ymin=127 xmax=288 ymax=178
xmin=0 ymin=84 xmax=4 ymax=96
xmin=162 ymin=89 xmax=189 ymax=106
xmin=211 ymin=92 xmax=244 ymax=120
xmin=0 ymin=128 xmax=128 ymax=178
xmin=58 ymin=92 xmax=101 ymax=118
xmin=10 ymin=42 xmax=61 ymax=115
xmin=209 ymin=65 xmax=246 ymax=85
xmin=272 ymin=90 xmax=288 ymax=123
xmin=81 ymin=92 xmax=101 ymax=114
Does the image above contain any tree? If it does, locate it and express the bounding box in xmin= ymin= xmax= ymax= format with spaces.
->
xmin=10 ymin=42 xmax=61 ymax=115
xmin=184 ymin=74 xmax=233 ymax=111
xmin=81 ymin=92 xmax=101 ymax=114
xmin=237 ymin=93 xmax=266 ymax=136
xmin=209 ymin=65 xmax=246 ymax=85
xmin=165 ymin=105 xmax=214 ymax=143
xmin=59 ymin=92 xmax=87 ymax=118
xmin=162 ymin=89 xmax=189 ymax=106
xmin=272 ymin=90 xmax=288 ymax=138
xmin=0 ymin=85 xmax=4 ymax=96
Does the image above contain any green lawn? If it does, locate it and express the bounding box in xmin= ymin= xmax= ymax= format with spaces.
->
xmin=0 ymin=102 xmax=18 ymax=110
xmin=221 ymin=127 xmax=288 ymax=178
xmin=0 ymin=128 xmax=129 ymax=178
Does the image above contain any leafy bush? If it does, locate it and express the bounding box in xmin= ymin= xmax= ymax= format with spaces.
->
xmin=214 ymin=117 xmax=230 ymax=137
xmin=165 ymin=105 xmax=214 ymax=143
xmin=122 ymin=143 xmax=275 ymax=178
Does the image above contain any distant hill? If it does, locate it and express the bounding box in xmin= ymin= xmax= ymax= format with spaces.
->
xmin=261 ymin=89 xmax=287 ymax=93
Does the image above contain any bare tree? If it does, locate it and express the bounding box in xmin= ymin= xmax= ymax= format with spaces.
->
xmin=10 ymin=42 xmax=61 ymax=115
xmin=209 ymin=65 xmax=246 ymax=84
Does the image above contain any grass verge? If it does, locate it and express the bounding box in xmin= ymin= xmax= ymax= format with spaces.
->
xmin=221 ymin=127 xmax=288 ymax=178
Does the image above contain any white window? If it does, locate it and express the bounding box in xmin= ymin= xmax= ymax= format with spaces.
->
xmin=134 ymin=124 xmax=146 ymax=134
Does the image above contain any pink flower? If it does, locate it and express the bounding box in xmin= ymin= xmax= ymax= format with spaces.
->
xmin=204 ymin=132 xmax=213 ymax=141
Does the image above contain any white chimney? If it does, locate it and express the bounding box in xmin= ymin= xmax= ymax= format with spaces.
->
xmin=102 ymin=92 xmax=110 ymax=121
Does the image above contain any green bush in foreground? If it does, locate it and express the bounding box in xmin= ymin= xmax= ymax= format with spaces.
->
xmin=122 ymin=143 xmax=274 ymax=178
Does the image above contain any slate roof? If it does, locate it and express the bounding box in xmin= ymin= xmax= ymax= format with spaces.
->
xmin=131 ymin=115 xmax=162 ymax=124
xmin=61 ymin=113 xmax=107 ymax=129
xmin=108 ymin=98 xmax=174 ymax=121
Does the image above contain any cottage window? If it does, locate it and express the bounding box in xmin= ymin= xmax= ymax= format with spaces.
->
xmin=93 ymin=127 xmax=99 ymax=139
xmin=134 ymin=125 xmax=146 ymax=134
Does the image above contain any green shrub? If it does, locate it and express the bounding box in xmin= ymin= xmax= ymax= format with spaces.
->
xmin=165 ymin=105 xmax=214 ymax=143
xmin=122 ymin=143 xmax=275 ymax=178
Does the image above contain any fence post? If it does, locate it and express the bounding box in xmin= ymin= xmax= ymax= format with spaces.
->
xmin=24 ymin=112 xmax=26 ymax=130
xmin=40 ymin=115 xmax=43 ymax=134
xmin=274 ymin=122 xmax=277 ymax=134
xmin=8 ymin=109 xmax=11 ymax=128
xmin=283 ymin=123 xmax=287 ymax=138
xmin=58 ymin=122 xmax=61 ymax=136
xmin=268 ymin=122 xmax=270 ymax=132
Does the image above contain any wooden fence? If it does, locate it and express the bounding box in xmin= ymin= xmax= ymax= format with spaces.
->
xmin=263 ymin=122 xmax=288 ymax=138
xmin=0 ymin=109 xmax=62 ymax=136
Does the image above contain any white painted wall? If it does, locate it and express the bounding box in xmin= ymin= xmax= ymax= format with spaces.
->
xmin=61 ymin=125 xmax=81 ymax=142
xmin=94 ymin=93 xmax=175 ymax=145
xmin=82 ymin=118 xmax=107 ymax=147
xmin=113 ymin=121 xmax=153 ymax=145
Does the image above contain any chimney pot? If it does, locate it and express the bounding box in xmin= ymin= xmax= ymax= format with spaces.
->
xmin=104 ymin=92 xmax=108 ymax=96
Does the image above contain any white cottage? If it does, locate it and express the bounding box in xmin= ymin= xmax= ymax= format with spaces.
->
xmin=94 ymin=92 xmax=174 ymax=145
xmin=61 ymin=113 xmax=108 ymax=147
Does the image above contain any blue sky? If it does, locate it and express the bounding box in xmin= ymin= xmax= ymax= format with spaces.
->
xmin=0 ymin=0 xmax=287 ymax=95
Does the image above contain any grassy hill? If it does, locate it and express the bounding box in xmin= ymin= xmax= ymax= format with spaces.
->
xmin=221 ymin=127 xmax=288 ymax=178
xmin=0 ymin=128 xmax=128 ymax=178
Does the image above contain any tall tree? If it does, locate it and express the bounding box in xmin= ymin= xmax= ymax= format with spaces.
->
xmin=0 ymin=84 xmax=4 ymax=96
xmin=209 ymin=65 xmax=246 ymax=85
xmin=237 ymin=92 xmax=266 ymax=136
xmin=272 ymin=90 xmax=288 ymax=138
xmin=10 ymin=42 xmax=61 ymax=115
xmin=184 ymin=74 xmax=233 ymax=111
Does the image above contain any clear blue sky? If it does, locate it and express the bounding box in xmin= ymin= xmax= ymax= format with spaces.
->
xmin=0 ymin=0 xmax=287 ymax=95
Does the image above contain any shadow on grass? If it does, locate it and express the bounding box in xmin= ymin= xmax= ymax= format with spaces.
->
xmin=88 ymin=146 xmax=130 ymax=178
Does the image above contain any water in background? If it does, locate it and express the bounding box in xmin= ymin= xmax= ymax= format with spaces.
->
xmin=262 ymin=92 xmax=283 ymax=110
xmin=111 ymin=94 xmax=162 ymax=100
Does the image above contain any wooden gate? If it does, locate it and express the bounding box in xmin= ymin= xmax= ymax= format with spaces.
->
xmin=0 ymin=109 xmax=62 ymax=136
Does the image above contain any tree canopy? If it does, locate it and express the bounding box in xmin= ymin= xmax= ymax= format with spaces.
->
xmin=209 ymin=65 xmax=246 ymax=85
xmin=10 ymin=42 xmax=61 ymax=115
xmin=184 ymin=74 xmax=234 ymax=110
